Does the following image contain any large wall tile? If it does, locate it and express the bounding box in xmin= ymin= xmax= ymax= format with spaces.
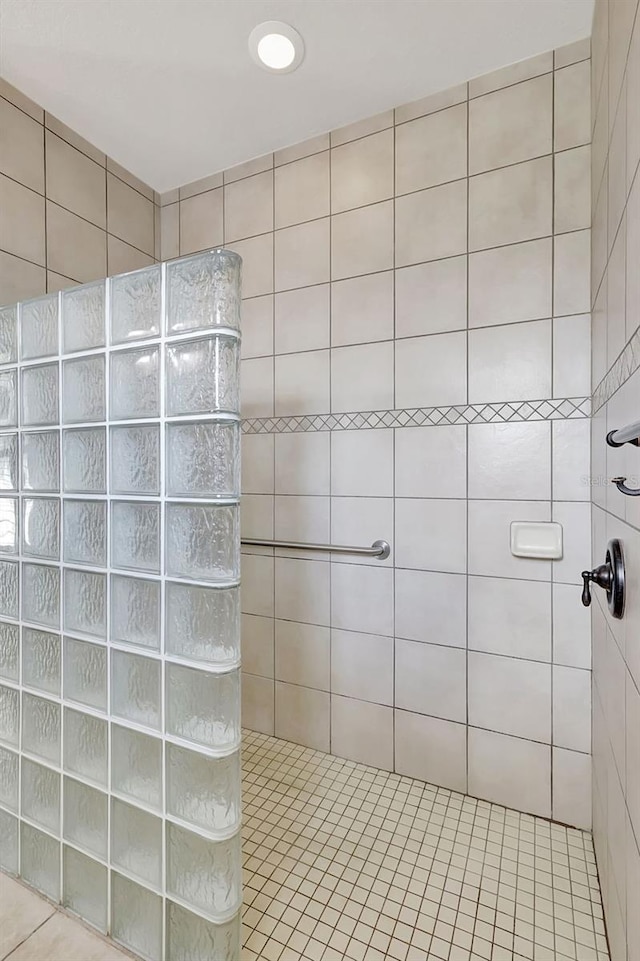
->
xmin=0 ymin=250 xmax=45 ymax=306
xmin=396 ymin=256 xmax=467 ymax=337
xmin=275 ymin=620 xmax=330 ymax=690
xmin=276 ymin=433 xmax=330 ymax=496
xmin=331 ymin=630 xmax=393 ymax=704
xmin=395 ymin=498 xmax=467 ymax=573
xmin=275 ymin=151 xmax=330 ymax=228
xmin=468 ymin=319 xmax=552 ymax=403
xmin=468 ymin=421 xmax=551 ymax=499
xmin=469 ymin=156 xmax=552 ymax=250
xmin=395 ymin=711 xmax=467 ymax=792
xmin=179 ymin=187 xmax=223 ymax=255
xmin=45 ymin=132 xmax=105 ymax=228
xmin=469 ymin=74 xmax=552 ymax=174
xmin=331 ymin=271 xmax=394 ymax=346
xmin=395 ymin=425 xmax=467 ymax=499
xmin=331 ymin=696 xmax=394 ymax=770
xmin=396 ymin=179 xmax=467 ymax=266
xmin=241 ymin=294 xmax=274 ymax=359
xmin=468 ymin=728 xmax=551 ymax=818
xmin=0 ymin=97 xmax=44 ymax=193
xmin=275 ymin=284 xmax=329 ymax=354
xmin=331 ymin=564 xmax=393 ymax=636
xmin=331 ymin=342 xmax=394 ymax=412
xmin=274 ymin=349 xmax=330 ymax=416
xmin=331 ymin=201 xmax=393 ymax=279
xmin=224 ymin=170 xmax=273 ymax=242
xmin=107 ymin=173 xmax=154 ymax=255
xmin=395 ymin=639 xmax=466 ymax=722
xmin=395 ymin=569 xmax=466 ymax=648
xmin=46 ymin=201 xmax=106 ymax=282
xmin=555 ymin=60 xmax=591 ymax=151
xmin=468 ymin=576 xmax=552 ymax=661
xmin=395 ymin=103 xmax=467 ymax=194
xmin=395 ymin=331 xmax=467 ymax=408
xmin=331 ymin=129 xmax=393 ymax=213
xmin=468 ymin=651 xmax=552 ymax=742
xmin=468 ymin=238 xmax=552 ymax=327
xmin=330 ymin=430 xmax=393 ymax=497
xmin=0 ymin=174 xmax=45 ymax=265
xmin=275 ymin=218 xmax=330 ymax=290
xmin=275 ymin=682 xmax=330 ymax=752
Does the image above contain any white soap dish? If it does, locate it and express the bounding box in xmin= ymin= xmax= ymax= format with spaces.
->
xmin=510 ymin=521 xmax=563 ymax=559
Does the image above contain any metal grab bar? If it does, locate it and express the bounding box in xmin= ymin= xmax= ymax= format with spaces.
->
xmin=241 ymin=538 xmax=391 ymax=560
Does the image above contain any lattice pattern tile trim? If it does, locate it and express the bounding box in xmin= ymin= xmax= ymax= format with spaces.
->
xmin=593 ymin=327 xmax=640 ymax=412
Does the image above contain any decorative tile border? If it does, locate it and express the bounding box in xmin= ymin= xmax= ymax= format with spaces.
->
xmin=242 ymin=397 xmax=591 ymax=434
xmin=592 ymin=327 xmax=640 ymax=412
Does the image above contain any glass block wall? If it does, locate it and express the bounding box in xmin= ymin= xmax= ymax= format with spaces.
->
xmin=0 ymin=249 xmax=242 ymax=960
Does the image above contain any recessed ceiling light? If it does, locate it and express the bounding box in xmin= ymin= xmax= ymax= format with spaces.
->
xmin=249 ymin=21 xmax=304 ymax=73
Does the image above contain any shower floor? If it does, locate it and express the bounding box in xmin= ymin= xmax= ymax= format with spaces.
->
xmin=242 ymin=730 xmax=609 ymax=961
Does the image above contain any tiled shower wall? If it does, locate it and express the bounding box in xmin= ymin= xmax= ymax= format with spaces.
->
xmin=0 ymin=76 xmax=159 ymax=309
xmin=590 ymin=0 xmax=640 ymax=957
xmin=162 ymin=42 xmax=594 ymax=828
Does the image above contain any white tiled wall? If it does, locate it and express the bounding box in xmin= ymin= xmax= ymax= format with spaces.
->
xmin=161 ymin=40 xmax=594 ymax=828
xmin=590 ymin=0 xmax=640 ymax=958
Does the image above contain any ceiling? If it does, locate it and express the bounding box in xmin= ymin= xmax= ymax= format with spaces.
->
xmin=0 ymin=0 xmax=594 ymax=193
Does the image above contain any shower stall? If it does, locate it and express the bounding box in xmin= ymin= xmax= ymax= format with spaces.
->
xmin=0 ymin=249 xmax=243 ymax=960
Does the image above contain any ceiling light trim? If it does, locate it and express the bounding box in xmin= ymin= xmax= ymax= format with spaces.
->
xmin=248 ymin=20 xmax=305 ymax=74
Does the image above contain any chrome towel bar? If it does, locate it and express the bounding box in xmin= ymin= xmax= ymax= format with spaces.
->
xmin=241 ymin=538 xmax=391 ymax=559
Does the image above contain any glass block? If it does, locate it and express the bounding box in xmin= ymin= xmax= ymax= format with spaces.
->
xmin=111 ymin=501 xmax=160 ymax=573
xmin=167 ymin=823 xmax=241 ymax=918
xmin=22 ymin=628 xmax=60 ymax=695
xmin=166 ymin=503 xmax=239 ymax=583
xmin=21 ymin=363 xmax=58 ymax=426
xmin=21 ymin=757 xmax=60 ymax=834
xmin=0 ymin=305 xmax=17 ymax=364
xmin=111 ymin=650 xmax=160 ymax=730
xmin=112 ymin=872 xmax=162 ymax=961
xmin=22 ymin=430 xmax=59 ymax=491
xmin=110 ymin=424 xmax=159 ymax=495
xmin=111 ymin=725 xmax=162 ymax=808
xmin=166 ymin=249 xmax=241 ymax=334
xmin=166 ymin=335 xmax=239 ymax=417
xmin=22 ymin=692 xmax=60 ymax=764
xmin=63 ymin=500 xmax=106 ymax=567
xmin=62 ymin=427 xmax=105 ymax=493
xmin=0 ymin=745 xmax=18 ymax=811
xmin=0 ymin=809 xmax=18 ymax=874
xmin=63 ymin=708 xmax=107 ymax=787
xmin=166 ymin=901 xmax=240 ymax=961
xmin=62 ymin=355 xmax=105 ymax=423
xmin=22 ymin=562 xmax=60 ymax=628
xmin=0 ymin=434 xmax=18 ymax=490
xmin=0 ymin=370 xmax=17 ymax=428
xmin=20 ymin=293 xmax=59 ymax=360
xmin=166 ymin=664 xmax=240 ymax=751
xmin=111 ymin=797 xmax=162 ymax=888
xmin=63 ymin=845 xmax=107 ymax=931
xmin=22 ymin=497 xmax=60 ymax=559
xmin=0 ymin=496 xmax=17 ymax=556
xmin=111 ymin=574 xmax=160 ymax=650
xmin=63 ymin=637 xmax=107 ymax=712
xmin=110 ymin=264 xmax=161 ymax=345
xmin=63 ymin=568 xmax=106 ymax=638
xmin=0 ymin=621 xmax=19 ymax=681
xmin=0 ymin=559 xmax=18 ymax=618
xmin=166 ymin=419 xmax=240 ymax=498
xmin=0 ymin=683 xmax=19 ymax=747
xmin=21 ymin=822 xmax=60 ymax=899
xmin=166 ymin=583 xmax=239 ymax=666
xmin=167 ymin=744 xmax=241 ymax=834
xmin=63 ymin=776 xmax=107 ymax=859
xmin=62 ymin=281 xmax=105 ymax=353
xmin=110 ymin=346 xmax=160 ymax=420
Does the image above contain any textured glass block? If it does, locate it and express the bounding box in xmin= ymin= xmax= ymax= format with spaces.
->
xmin=0 ymin=305 xmax=17 ymax=364
xmin=166 ymin=664 xmax=240 ymax=751
xmin=111 ymin=650 xmax=160 ymax=729
xmin=110 ymin=264 xmax=161 ymax=345
xmin=110 ymin=346 xmax=160 ymax=420
xmin=167 ymin=744 xmax=241 ymax=834
xmin=63 ymin=708 xmax=107 ymax=787
xmin=166 ymin=583 xmax=239 ymax=666
xmin=166 ymin=901 xmax=240 ymax=961
xmin=63 ymin=845 xmax=107 ymax=931
xmin=111 ymin=797 xmax=162 ymax=888
xmin=22 ymin=430 xmax=59 ymax=492
xmin=111 ymin=574 xmax=160 ymax=650
xmin=0 ymin=621 xmax=19 ymax=680
xmin=166 ymin=503 xmax=239 ymax=583
xmin=22 ymin=628 xmax=60 ymax=695
xmin=167 ymin=824 xmax=241 ymax=919
xmin=63 ymin=569 xmax=106 ymax=638
xmin=63 ymin=637 xmax=107 ymax=712
xmin=22 ymin=692 xmax=60 ymax=764
xmin=111 ymin=724 xmax=162 ymax=808
xmin=0 ymin=434 xmax=18 ymax=490
xmin=0 ymin=497 xmax=17 ymax=554
xmin=0 ymin=560 xmax=18 ymax=618
xmin=166 ymin=249 xmax=241 ymax=334
xmin=21 ymin=363 xmax=58 ymax=426
xmin=21 ymin=293 xmax=58 ymax=360
xmin=0 ymin=683 xmax=18 ymax=747
xmin=62 ymin=427 xmax=105 ymax=493
xmin=22 ymin=563 xmax=60 ymax=628
xmin=63 ymin=777 xmax=108 ymax=859
xmin=0 ymin=370 xmax=17 ymax=427
xmin=110 ymin=424 xmax=159 ymax=495
xmin=111 ymin=501 xmax=160 ymax=573
xmin=166 ymin=334 xmax=239 ymax=416
xmin=166 ymin=419 xmax=240 ymax=498
xmin=61 ymin=281 xmax=105 ymax=353
xmin=0 ymin=809 xmax=18 ymax=874
xmin=21 ymin=757 xmax=60 ymax=834
xmin=112 ymin=872 xmax=162 ymax=961
xmin=21 ymin=822 xmax=60 ymax=899
xmin=62 ymin=355 xmax=105 ymax=423
xmin=22 ymin=497 xmax=60 ymax=559
xmin=0 ymin=745 xmax=18 ymax=810
xmin=63 ymin=500 xmax=106 ymax=567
